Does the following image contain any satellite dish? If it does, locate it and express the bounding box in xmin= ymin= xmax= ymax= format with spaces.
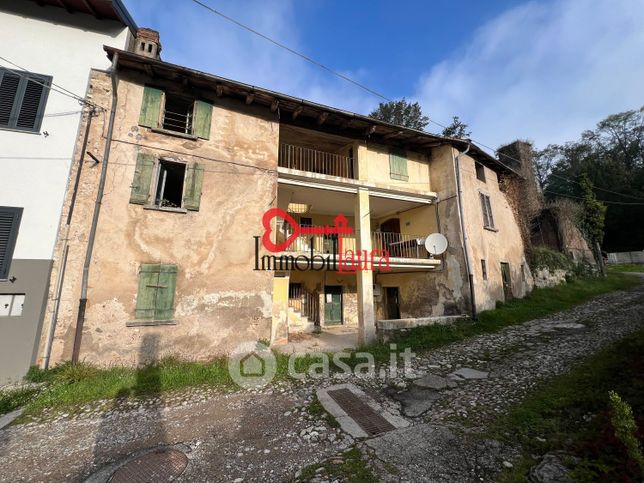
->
xmin=424 ymin=233 xmax=448 ymax=256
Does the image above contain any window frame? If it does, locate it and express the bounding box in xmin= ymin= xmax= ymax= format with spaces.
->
xmin=0 ymin=206 xmax=23 ymax=280
xmin=151 ymin=158 xmax=188 ymax=210
xmin=0 ymin=68 xmax=52 ymax=133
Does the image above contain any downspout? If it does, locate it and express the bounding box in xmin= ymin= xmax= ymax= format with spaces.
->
xmin=42 ymin=107 xmax=95 ymax=369
xmin=71 ymin=53 xmax=119 ymax=363
xmin=451 ymin=143 xmax=477 ymax=319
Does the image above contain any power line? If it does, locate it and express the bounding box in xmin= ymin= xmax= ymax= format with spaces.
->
xmin=183 ymin=2 xmax=644 ymax=204
xmin=543 ymin=190 xmax=644 ymax=206
xmin=0 ymin=55 xmax=104 ymax=111
xmin=188 ymin=0 xmax=390 ymax=102
xmin=546 ymin=171 xmax=644 ymax=201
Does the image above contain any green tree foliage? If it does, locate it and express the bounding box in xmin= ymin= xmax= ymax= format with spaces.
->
xmin=441 ymin=116 xmax=471 ymax=139
xmin=368 ymin=98 xmax=429 ymax=130
xmin=535 ymin=107 xmax=644 ymax=251
xmin=578 ymin=172 xmax=607 ymax=246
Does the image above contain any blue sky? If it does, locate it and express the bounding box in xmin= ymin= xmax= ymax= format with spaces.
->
xmin=123 ymin=0 xmax=644 ymax=152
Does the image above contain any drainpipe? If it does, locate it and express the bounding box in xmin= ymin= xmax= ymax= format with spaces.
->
xmin=42 ymin=107 xmax=96 ymax=369
xmin=451 ymin=143 xmax=477 ymax=319
xmin=71 ymin=53 xmax=119 ymax=363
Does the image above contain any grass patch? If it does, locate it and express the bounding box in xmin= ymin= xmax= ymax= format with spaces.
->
xmin=608 ymin=264 xmax=644 ymax=273
xmin=0 ymin=386 xmax=40 ymax=416
xmin=297 ymin=446 xmax=376 ymax=482
xmin=492 ymin=328 xmax=644 ymax=482
xmin=4 ymin=274 xmax=639 ymax=421
xmin=368 ymin=273 xmax=639 ymax=362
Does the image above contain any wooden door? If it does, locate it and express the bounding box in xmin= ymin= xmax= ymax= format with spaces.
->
xmin=385 ymin=287 xmax=401 ymax=319
xmin=500 ymin=262 xmax=513 ymax=301
xmin=324 ymin=285 xmax=343 ymax=324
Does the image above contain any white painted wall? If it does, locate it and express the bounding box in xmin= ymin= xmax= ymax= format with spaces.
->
xmin=0 ymin=3 xmax=131 ymax=260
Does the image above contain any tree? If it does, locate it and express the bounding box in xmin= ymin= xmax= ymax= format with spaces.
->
xmin=368 ymin=98 xmax=429 ymax=130
xmin=441 ymin=116 xmax=471 ymax=139
xmin=578 ymin=171 xmax=607 ymax=270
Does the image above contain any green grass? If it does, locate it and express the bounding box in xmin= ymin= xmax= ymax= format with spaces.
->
xmin=608 ymin=264 xmax=644 ymax=273
xmin=0 ymin=274 xmax=638 ymax=422
xmin=368 ymin=273 xmax=640 ymax=362
xmin=492 ymin=328 xmax=644 ymax=482
xmin=297 ymin=447 xmax=376 ymax=482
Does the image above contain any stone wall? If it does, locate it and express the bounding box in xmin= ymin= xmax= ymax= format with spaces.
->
xmin=532 ymin=267 xmax=568 ymax=288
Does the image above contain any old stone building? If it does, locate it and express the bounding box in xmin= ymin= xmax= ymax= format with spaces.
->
xmin=37 ymin=40 xmax=533 ymax=368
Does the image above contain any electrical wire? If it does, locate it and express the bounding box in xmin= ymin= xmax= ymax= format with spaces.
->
xmin=184 ymin=2 xmax=644 ymax=204
xmin=543 ymin=190 xmax=644 ymax=206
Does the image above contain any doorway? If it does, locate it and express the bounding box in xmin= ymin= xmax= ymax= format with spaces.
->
xmin=385 ymin=287 xmax=401 ymax=319
xmin=324 ymin=285 xmax=343 ymax=325
xmin=500 ymin=262 xmax=513 ymax=301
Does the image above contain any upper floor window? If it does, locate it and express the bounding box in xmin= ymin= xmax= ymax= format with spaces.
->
xmin=0 ymin=207 xmax=23 ymax=279
xmin=389 ymin=149 xmax=409 ymax=181
xmin=475 ymin=162 xmax=486 ymax=182
xmin=0 ymin=68 xmax=51 ymax=133
xmin=129 ymin=153 xmax=204 ymax=211
xmin=479 ymin=193 xmax=495 ymax=230
xmin=138 ymin=85 xmax=213 ymax=139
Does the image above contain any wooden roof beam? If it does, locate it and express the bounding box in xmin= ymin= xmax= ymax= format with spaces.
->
xmin=215 ymin=84 xmax=224 ymax=97
xmin=81 ymin=0 xmax=99 ymax=17
xmin=364 ymin=125 xmax=376 ymax=137
xmin=270 ymin=99 xmax=279 ymax=112
xmin=317 ymin=112 xmax=329 ymax=126
xmin=245 ymin=92 xmax=255 ymax=105
xmin=292 ymin=106 xmax=303 ymax=120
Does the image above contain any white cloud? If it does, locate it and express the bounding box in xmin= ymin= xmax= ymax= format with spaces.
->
xmin=126 ymin=0 xmax=376 ymax=114
xmin=414 ymin=0 xmax=644 ymax=150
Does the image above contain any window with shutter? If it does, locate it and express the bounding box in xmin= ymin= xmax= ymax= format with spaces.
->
xmin=135 ymin=264 xmax=177 ymax=321
xmin=0 ymin=207 xmax=23 ymax=280
xmin=182 ymin=162 xmax=204 ymax=211
xmin=389 ymin=150 xmax=409 ymax=181
xmin=479 ymin=193 xmax=495 ymax=229
xmin=0 ymin=68 xmax=51 ymax=133
xmin=130 ymin=152 xmax=155 ymax=204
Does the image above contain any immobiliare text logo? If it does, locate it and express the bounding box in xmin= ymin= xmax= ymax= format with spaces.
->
xmin=253 ymin=208 xmax=390 ymax=273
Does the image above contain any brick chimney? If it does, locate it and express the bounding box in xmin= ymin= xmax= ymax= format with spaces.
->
xmin=133 ymin=28 xmax=161 ymax=60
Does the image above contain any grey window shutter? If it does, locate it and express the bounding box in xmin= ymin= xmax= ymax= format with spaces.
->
xmin=0 ymin=68 xmax=51 ymax=132
xmin=130 ymin=153 xmax=155 ymax=204
xmin=480 ymin=193 xmax=490 ymax=227
xmin=485 ymin=196 xmax=495 ymax=228
xmin=183 ymin=162 xmax=204 ymax=211
xmin=0 ymin=207 xmax=23 ymax=280
xmin=139 ymin=86 xmax=163 ymax=128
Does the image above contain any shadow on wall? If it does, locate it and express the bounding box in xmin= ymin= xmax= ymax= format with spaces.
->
xmin=90 ymin=334 xmax=166 ymax=474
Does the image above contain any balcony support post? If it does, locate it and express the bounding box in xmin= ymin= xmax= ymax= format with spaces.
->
xmin=355 ymin=188 xmax=376 ymax=345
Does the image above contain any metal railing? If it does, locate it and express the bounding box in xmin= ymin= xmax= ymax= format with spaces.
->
xmin=279 ymin=143 xmax=355 ymax=179
xmin=277 ymin=224 xmax=428 ymax=259
xmin=372 ymin=232 xmax=428 ymax=259
xmin=288 ymin=284 xmax=320 ymax=325
xmin=162 ymin=109 xmax=193 ymax=135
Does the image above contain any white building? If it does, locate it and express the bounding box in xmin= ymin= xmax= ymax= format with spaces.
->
xmin=0 ymin=0 xmax=138 ymax=383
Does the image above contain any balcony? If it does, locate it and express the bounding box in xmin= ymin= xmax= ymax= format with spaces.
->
xmin=279 ymin=143 xmax=355 ymax=179
xmin=278 ymin=226 xmax=429 ymax=260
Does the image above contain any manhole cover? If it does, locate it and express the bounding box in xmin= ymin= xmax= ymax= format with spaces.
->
xmin=108 ymin=448 xmax=188 ymax=483
xmin=327 ymin=388 xmax=395 ymax=436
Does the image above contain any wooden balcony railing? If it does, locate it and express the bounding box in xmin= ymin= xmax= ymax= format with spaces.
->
xmin=279 ymin=143 xmax=355 ymax=179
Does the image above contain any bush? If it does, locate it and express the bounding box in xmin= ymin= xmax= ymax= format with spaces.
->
xmin=609 ymin=390 xmax=644 ymax=477
xmin=527 ymin=246 xmax=574 ymax=272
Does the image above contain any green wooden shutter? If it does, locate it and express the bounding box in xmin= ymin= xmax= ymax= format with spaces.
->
xmin=183 ymin=162 xmax=204 ymax=211
xmin=135 ymin=264 xmax=177 ymax=321
xmin=135 ymin=264 xmax=160 ymax=320
xmin=139 ymin=86 xmax=163 ymax=128
xmin=389 ymin=150 xmax=409 ymax=181
xmin=193 ymin=100 xmax=213 ymax=139
xmin=155 ymin=264 xmax=177 ymax=320
xmin=130 ymin=152 xmax=155 ymax=204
